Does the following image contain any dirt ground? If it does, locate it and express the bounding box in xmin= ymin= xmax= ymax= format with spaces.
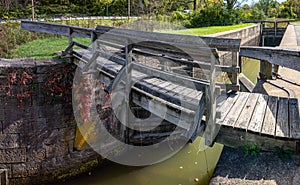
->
xmin=210 ymin=146 xmax=300 ymax=185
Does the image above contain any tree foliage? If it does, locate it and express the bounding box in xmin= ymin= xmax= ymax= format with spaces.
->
xmin=188 ymin=2 xmax=240 ymax=27
xmin=0 ymin=0 xmax=299 ymax=20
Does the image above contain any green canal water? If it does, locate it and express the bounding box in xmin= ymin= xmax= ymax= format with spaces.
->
xmin=241 ymin=57 xmax=261 ymax=84
xmin=58 ymin=138 xmax=223 ymax=185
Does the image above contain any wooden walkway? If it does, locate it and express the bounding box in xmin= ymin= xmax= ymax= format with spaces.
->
xmin=21 ymin=21 xmax=300 ymax=153
xmin=216 ymin=92 xmax=300 ymax=152
xmin=74 ymin=49 xmax=300 ymax=151
xmin=217 ymin=92 xmax=299 ymax=139
xmin=74 ymin=49 xmax=204 ymax=131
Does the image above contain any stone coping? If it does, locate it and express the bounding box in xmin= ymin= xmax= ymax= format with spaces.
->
xmin=0 ymin=58 xmax=63 ymax=68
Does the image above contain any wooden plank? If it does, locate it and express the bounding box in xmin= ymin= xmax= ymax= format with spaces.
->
xmin=93 ymin=52 xmax=239 ymax=91
xmin=216 ymin=93 xmax=228 ymax=108
xmin=216 ymin=92 xmax=240 ymax=123
xmin=222 ymin=92 xmax=250 ymax=127
xmin=276 ymin=98 xmax=290 ymax=138
xmin=289 ymin=98 xmax=300 ymax=139
xmin=239 ymin=73 xmax=255 ymax=92
xmin=260 ymin=60 xmax=273 ymax=79
xmin=247 ymin=94 xmax=268 ymax=133
xmin=163 ymin=83 xmax=180 ymax=94
xmin=215 ymin=126 xmax=297 ymax=153
xmin=235 ymin=93 xmax=260 ymax=130
xmin=21 ymin=20 xmax=92 ymax=38
xmin=132 ymin=48 xmax=240 ymax=73
xmin=153 ymin=81 xmax=173 ymax=93
xmin=143 ymin=77 xmax=161 ymax=84
xmin=134 ymin=79 xmax=199 ymax=111
xmin=172 ymin=86 xmax=201 ymax=108
xmin=240 ymin=46 xmax=300 ymax=72
xmin=261 ymin=96 xmax=278 ymax=136
xmin=230 ymin=51 xmax=239 ymax=85
xmin=131 ymin=90 xmax=196 ymax=130
xmin=132 ymin=62 xmax=211 ymax=92
xmin=183 ymin=91 xmax=202 ymax=105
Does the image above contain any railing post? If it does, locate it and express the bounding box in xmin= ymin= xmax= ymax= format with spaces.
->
xmin=91 ymin=31 xmax=97 ymax=53
xmin=275 ymin=21 xmax=277 ymax=38
xmin=260 ymin=60 xmax=273 ymax=80
xmin=68 ymin=27 xmax=73 ymax=55
xmin=204 ymin=53 xmax=217 ymax=146
xmin=231 ymin=51 xmax=239 ymax=90
xmin=124 ymin=39 xmax=133 ymax=144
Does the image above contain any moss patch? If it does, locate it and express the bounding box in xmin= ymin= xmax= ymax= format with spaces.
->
xmin=57 ymin=159 xmax=99 ymax=180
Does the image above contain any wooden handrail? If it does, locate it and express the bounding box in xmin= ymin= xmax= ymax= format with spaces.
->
xmin=21 ymin=21 xmax=241 ymax=52
xmin=240 ymin=46 xmax=300 ymax=72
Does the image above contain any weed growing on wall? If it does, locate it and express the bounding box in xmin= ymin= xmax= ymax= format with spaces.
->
xmin=0 ymin=68 xmax=34 ymax=107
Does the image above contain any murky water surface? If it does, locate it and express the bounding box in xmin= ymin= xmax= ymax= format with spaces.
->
xmin=58 ymin=138 xmax=223 ymax=185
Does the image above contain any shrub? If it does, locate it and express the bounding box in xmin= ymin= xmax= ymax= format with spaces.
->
xmin=0 ymin=22 xmax=54 ymax=58
xmin=188 ymin=4 xmax=241 ymax=28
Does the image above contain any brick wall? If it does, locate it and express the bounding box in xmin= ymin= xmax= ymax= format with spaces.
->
xmin=0 ymin=58 xmax=101 ymax=185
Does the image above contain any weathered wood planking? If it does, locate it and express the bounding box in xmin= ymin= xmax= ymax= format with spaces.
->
xmin=222 ymin=92 xmax=250 ymax=127
xmin=132 ymin=47 xmax=240 ymax=73
xmin=290 ymin=99 xmax=300 ymax=139
xmin=235 ymin=93 xmax=260 ymax=130
xmin=240 ymin=46 xmax=300 ymax=72
xmin=247 ymin=94 xmax=268 ymax=133
xmin=216 ymin=92 xmax=240 ymax=124
xmin=131 ymin=90 xmax=198 ymax=130
xmin=135 ymin=79 xmax=200 ymax=111
xmin=276 ymin=98 xmax=289 ymax=138
xmin=132 ymin=62 xmax=210 ymax=91
xmin=218 ymin=92 xmax=299 ymax=139
xmin=261 ymin=96 xmax=278 ymax=136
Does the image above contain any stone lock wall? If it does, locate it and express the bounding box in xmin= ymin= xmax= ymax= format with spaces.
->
xmin=0 ymin=58 xmax=101 ymax=185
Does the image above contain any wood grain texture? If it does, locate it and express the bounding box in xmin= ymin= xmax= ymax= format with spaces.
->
xmin=261 ymin=96 xmax=278 ymax=136
xmin=235 ymin=93 xmax=260 ymax=130
xmin=222 ymin=92 xmax=250 ymax=127
xmin=247 ymin=94 xmax=268 ymax=133
xmin=290 ymin=99 xmax=300 ymax=139
xmin=216 ymin=92 xmax=240 ymax=124
xmin=276 ymin=98 xmax=290 ymax=138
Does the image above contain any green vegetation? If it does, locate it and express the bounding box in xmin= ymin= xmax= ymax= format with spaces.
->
xmin=1 ymin=0 xmax=299 ymax=59
xmin=167 ymin=23 xmax=254 ymax=36
xmin=1 ymin=0 xmax=300 ymax=22
xmin=13 ymin=23 xmax=253 ymax=59
xmin=273 ymin=147 xmax=294 ymax=160
xmin=0 ymin=18 xmax=130 ymax=59
xmin=244 ymin=145 xmax=261 ymax=156
xmin=0 ymin=22 xmax=50 ymax=58
xmin=15 ymin=37 xmax=65 ymax=60
xmin=14 ymin=37 xmax=90 ymax=60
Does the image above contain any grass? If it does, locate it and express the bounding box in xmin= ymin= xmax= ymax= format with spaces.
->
xmin=162 ymin=23 xmax=254 ymax=36
xmin=14 ymin=37 xmax=90 ymax=60
xmin=1 ymin=18 xmax=135 ymax=59
xmin=13 ymin=23 xmax=254 ymax=59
